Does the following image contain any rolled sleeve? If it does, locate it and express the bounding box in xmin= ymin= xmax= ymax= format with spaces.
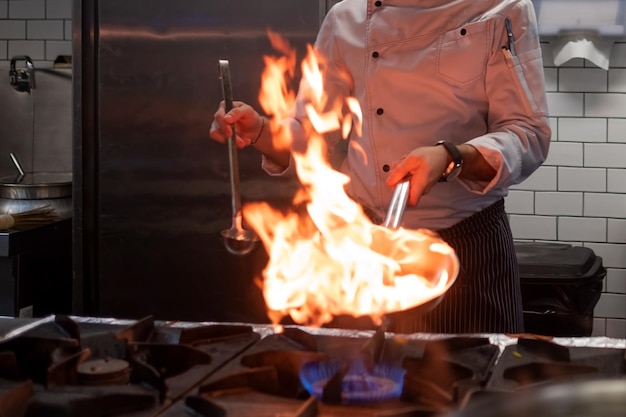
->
xmin=462 ymin=0 xmax=551 ymax=194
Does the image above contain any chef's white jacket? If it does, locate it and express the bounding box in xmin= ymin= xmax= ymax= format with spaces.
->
xmin=264 ymin=0 xmax=551 ymax=230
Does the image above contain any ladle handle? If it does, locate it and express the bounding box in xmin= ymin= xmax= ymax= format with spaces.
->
xmin=9 ymin=152 xmax=25 ymax=182
xmin=218 ymin=60 xmax=242 ymax=224
xmin=383 ymin=178 xmax=410 ymax=229
xmin=9 ymin=153 xmax=25 ymax=177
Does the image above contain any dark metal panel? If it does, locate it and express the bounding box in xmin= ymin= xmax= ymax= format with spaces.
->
xmin=73 ymin=0 xmax=101 ymax=315
xmin=0 ymin=258 xmax=16 ymax=316
xmin=76 ymin=0 xmax=322 ymax=322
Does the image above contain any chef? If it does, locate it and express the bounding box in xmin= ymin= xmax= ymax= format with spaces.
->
xmin=210 ymin=0 xmax=551 ymax=334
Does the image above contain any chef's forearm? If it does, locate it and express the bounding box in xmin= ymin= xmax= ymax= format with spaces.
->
xmin=251 ymin=116 xmax=291 ymax=168
xmin=458 ymin=144 xmax=497 ymax=182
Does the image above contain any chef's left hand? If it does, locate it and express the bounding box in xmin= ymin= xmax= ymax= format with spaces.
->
xmin=385 ymin=145 xmax=450 ymax=206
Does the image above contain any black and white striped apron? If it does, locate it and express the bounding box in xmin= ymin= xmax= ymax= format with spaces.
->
xmin=386 ymin=198 xmax=525 ymax=334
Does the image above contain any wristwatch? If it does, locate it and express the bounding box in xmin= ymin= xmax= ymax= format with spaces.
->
xmin=436 ymin=141 xmax=463 ymax=182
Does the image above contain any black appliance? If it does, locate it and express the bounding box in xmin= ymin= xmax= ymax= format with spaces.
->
xmin=516 ymin=242 xmax=606 ymax=337
xmin=0 ymin=219 xmax=72 ymax=317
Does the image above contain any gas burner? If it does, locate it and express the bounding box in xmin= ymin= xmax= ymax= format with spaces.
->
xmin=300 ymin=360 xmax=405 ymax=403
xmin=0 ymin=315 xmax=262 ymax=416
xmin=181 ymin=330 xmax=502 ymax=417
xmin=77 ymin=358 xmax=131 ymax=386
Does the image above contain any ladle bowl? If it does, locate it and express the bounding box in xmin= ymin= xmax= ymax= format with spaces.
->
xmin=221 ymin=214 xmax=260 ymax=256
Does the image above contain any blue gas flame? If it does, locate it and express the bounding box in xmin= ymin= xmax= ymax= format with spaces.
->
xmin=299 ymin=359 xmax=405 ymax=403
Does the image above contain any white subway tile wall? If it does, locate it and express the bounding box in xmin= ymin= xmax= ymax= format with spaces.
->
xmin=584 ymin=193 xmax=626 ymax=218
xmin=45 ymin=0 xmax=70 ymax=19
xmin=506 ymin=190 xmax=535 ymax=214
xmin=559 ymin=68 xmax=608 ymax=92
xmin=609 ymin=118 xmax=626 ymax=142
xmin=606 ymin=268 xmax=626 ymax=293
xmin=558 ymin=216 xmax=607 ymax=242
xmin=508 ymin=42 xmax=626 ymax=338
xmin=609 ymin=69 xmax=626 ymax=92
xmin=27 ymin=20 xmax=63 ymax=40
xmin=0 ymin=1 xmax=624 ymax=338
xmin=10 ymin=0 xmax=43 ymax=18
xmin=559 ymin=167 xmax=606 ymax=192
xmin=587 ymin=143 xmax=626 ymax=168
xmin=535 ymin=192 xmax=584 ymax=216
xmin=608 ymin=219 xmax=626 ymax=244
xmin=546 ymin=92 xmax=584 ymax=116
xmin=608 ymin=169 xmax=626 ymax=193
xmin=0 ymin=0 xmax=70 ymax=67
xmin=587 ymin=93 xmax=626 ymax=118
xmin=511 ymin=165 xmax=557 ymax=190
xmin=0 ymin=20 xmax=25 ymax=39
xmin=558 ymin=118 xmax=606 ymax=143
xmin=543 ymin=141 xmax=583 ymax=166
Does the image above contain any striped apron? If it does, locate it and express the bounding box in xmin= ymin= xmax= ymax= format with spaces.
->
xmin=386 ymin=199 xmax=525 ymax=334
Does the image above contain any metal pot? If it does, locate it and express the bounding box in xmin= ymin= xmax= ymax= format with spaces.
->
xmin=0 ymin=172 xmax=72 ymax=218
xmin=446 ymin=378 xmax=626 ymax=417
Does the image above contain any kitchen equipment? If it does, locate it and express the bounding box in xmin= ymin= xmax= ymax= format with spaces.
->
xmin=0 ymin=314 xmax=623 ymax=416
xmin=0 ymin=153 xmax=72 ymax=218
xmin=378 ymin=176 xmax=455 ymax=332
xmin=218 ymin=59 xmax=260 ymax=256
xmin=0 ymin=205 xmax=57 ymax=230
xmin=0 ymin=315 xmax=54 ymax=342
xmin=0 ymin=218 xmax=73 ymax=317
xmin=0 ymin=315 xmax=261 ymax=415
xmin=383 ymin=177 xmax=410 ymax=229
xmin=515 ymin=242 xmax=606 ymax=336
xmin=73 ymin=0 xmax=322 ymax=321
xmin=9 ymin=55 xmax=36 ymax=94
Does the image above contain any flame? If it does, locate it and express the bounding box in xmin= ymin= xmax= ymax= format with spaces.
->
xmin=245 ymin=33 xmax=458 ymax=328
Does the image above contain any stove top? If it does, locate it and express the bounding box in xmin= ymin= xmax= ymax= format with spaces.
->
xmin=0 ymin=315 xmax=624 ymax=417
xmin=0 ymin=315 xmax=259 ymax=416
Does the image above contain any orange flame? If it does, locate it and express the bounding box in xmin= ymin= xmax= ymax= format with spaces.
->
xmin=245 ymin=33 xmax=458 ymax=328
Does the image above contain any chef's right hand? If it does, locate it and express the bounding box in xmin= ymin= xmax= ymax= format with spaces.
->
xmin=210 ymin=100 xmax=264 ymax=149
xmin=385 ymin=145 xmax=449 ymax=207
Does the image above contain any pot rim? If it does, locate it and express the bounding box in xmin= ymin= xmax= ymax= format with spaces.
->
xmin=0 ymin=172 xmax=72 ymax=199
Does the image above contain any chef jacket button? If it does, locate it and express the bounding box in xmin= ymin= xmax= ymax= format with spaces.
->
xmin=460 ymin=28 xmax=467 ymax=36
xmin=376 ymin=108 xmax=384 ymax=115
xmin=372 ymin=51 xmax=379 ymax=58
xmin=375 ymin=1 xmax=382 ymax=7
xmin=383 ymin=164 xmax=390 ymax=172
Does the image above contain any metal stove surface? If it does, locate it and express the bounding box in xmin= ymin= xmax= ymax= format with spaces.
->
xmin=488 ymin=337 xmax=626 ymax=390
xmin=160 ymin=328 xmax=501 ymax=417
xmin=0 ymin=316 xmax=624 ymax=417
xmin=0 ymin=315 xmax=261 ymax=416
xmin=159 ymin=330 xmax=625 ymax=417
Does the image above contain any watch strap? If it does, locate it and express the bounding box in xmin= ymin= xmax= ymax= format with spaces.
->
xmin=436 ymin=141 xmax=463 ymax=182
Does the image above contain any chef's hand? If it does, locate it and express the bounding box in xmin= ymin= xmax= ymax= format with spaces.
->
xmin=210 ymin=100 xmax=264 ymax=149
xmin=385 ymin=145 xmax=450 ymax=207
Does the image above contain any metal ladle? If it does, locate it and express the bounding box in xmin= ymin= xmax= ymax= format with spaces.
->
xmin=218 ymin=60 xmax=260 ymax=256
